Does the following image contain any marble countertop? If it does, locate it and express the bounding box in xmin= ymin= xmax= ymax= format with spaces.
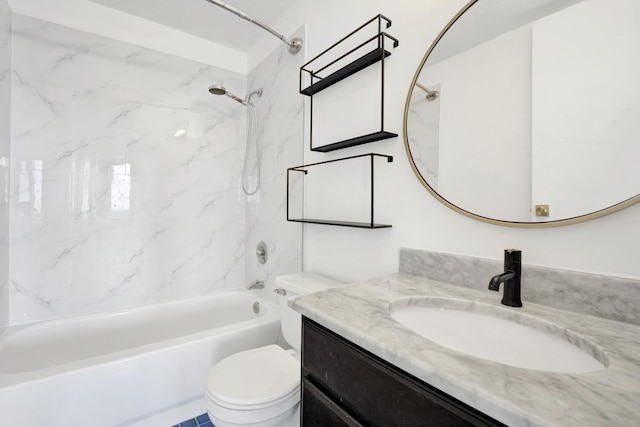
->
xmin=290 ymin=273 xmax=640 ymax=427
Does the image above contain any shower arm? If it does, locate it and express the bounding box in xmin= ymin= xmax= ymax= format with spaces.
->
xmin=415 ymin=81 xmax=440 ymax=101
xmin=203 ymin=0 xmax=303 ymax=54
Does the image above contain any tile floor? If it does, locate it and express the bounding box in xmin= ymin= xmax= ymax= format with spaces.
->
xmin=172 ymin=413 xmax=213 ymax=427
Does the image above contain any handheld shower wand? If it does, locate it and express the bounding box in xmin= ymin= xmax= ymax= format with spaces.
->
xmin=209 ymin=84 xmax=263 ymax=195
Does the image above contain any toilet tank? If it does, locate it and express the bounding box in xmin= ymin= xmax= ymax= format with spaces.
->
xmin=276 ymin=273 xmax=343 ymax=351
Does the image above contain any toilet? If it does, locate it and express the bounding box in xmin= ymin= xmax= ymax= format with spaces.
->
xmin=206 ymin=273 xmax=342 ymax=427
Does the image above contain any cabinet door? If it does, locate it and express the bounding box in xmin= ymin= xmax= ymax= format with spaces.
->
xmin=302 ymin=318 xmax=505 ymax=427
xmin=302 ymin=378 xmax=364 ymax=427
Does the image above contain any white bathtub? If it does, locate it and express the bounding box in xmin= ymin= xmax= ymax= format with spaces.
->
xmin=0 ymin=290 xmax=280 ymax=426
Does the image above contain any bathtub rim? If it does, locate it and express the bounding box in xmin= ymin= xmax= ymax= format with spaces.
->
xmin=0 ymin=289 xmax=279 ymax=388
xmin=2 ymin=288 xmax=267 ymax=332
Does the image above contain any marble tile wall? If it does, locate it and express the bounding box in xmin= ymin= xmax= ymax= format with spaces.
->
xmin=0 ymin=0 xmax=10 ymax=327
xmin=9 ymin=15 xmax=248 ymax=324
xmin=245 ymin=27 xmax=304 ymax=295
xmin=400 ymin=247 xmax=640 ymax=325
xmin=406 ymin=84 xmax=440 ymax=190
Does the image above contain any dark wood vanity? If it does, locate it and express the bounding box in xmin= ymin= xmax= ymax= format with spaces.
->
xmin=301 ymin=317 xmax=505 ymax=427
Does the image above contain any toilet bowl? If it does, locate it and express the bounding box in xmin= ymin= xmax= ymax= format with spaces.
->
xmin=205 ymin=273 xmax=342 ymax=427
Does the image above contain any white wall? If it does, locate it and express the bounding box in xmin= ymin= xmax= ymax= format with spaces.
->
xmin=0 ymin=0 xmax=10 ymax=327
xmin=423 ymin=25 xmax=532 ymax=221
xmin=268 ymin=0 xmax=640 ymax=282
xmin=532 ymin=0 xmax=640 ymax=220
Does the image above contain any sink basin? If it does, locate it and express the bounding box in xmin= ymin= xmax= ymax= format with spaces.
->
xmin=389 ymin=297 xmax=608 ymax=373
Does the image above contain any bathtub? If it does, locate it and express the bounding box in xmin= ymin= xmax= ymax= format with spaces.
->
xmin=0 ymin=290 xmax=280 ymax=426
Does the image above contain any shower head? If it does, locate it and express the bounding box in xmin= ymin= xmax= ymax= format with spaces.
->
xmin=208 ymin=84 xmax=227 ymax=96
xmin=208 ymin=84 xmax=262 ymax=105
xmin=208 ymin=84 xmax=248 ymax=105
xmin=415 ymin=81 xmax=439 ymax=102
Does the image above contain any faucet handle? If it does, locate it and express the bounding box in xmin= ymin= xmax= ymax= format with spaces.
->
xmin=504 ymin=249 xmax=522 ymax=267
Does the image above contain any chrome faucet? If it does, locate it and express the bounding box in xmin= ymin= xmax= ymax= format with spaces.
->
xmin=488 ymin=249 xmax=523 ymax=307
xmin=247 ymin=279 xmax=265 ymax=290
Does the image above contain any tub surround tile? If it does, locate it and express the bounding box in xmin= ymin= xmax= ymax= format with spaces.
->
xmin=9 ymin=15 xmax=246 ymax=324
xmin=400 ymin=247 xmax=640 ymax=325
xmin=244 ymin=26 xmax=304 ymax=295
xmin=0 ymin=1 xmax=10 ymax=327
xmin=291 ymin=273 xmax=640 ymax=427
xmin=4 ymin=8 xmax=304 ymax=326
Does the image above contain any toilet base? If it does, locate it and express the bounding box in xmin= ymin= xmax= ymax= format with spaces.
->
xmin=207 ymin=403 xmax=299 ymax=427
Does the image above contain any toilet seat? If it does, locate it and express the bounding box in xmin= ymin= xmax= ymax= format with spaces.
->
xmin=206 ymin=345 xmax=301 ymax=424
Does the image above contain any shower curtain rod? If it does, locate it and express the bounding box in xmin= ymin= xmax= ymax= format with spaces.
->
xmin=203 ymin=0 xmax=303 ymax=54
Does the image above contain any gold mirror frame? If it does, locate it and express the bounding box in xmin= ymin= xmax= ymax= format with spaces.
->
xmin=403 ymin=0 xmax=640 ymax=227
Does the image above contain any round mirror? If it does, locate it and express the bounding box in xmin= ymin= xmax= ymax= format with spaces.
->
xmin=404 ymin=0 xmax=640 ymax=226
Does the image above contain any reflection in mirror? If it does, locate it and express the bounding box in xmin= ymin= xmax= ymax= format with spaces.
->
xmin=405 ymin=0 xmax=640 ymax=225
xmin=408 ymin=83 xmax=441 ymax=190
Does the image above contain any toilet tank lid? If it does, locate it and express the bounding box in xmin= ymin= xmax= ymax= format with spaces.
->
xmin=275 ymin=273 xmax=343 ymax=295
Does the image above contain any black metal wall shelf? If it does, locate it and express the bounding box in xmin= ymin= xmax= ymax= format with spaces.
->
xmin=288 ymin=219 xmax=392 ymax=229
xmin=287 ymin=153 xmax=393 ymax=229
xmin=311 ymin=131 xmax=397 ymax=153
xmin=299 ymin=47 xmax=392 ymax=96
xmin=300 ymin=15 xmax=399 ymax=153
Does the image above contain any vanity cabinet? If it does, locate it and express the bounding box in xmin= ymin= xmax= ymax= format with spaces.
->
xmin=301 ymin=317 xmax=505 ymax=427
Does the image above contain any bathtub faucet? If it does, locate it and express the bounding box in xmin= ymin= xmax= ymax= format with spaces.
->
xmin=247 ymin=279 xmax=265 ymax=290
